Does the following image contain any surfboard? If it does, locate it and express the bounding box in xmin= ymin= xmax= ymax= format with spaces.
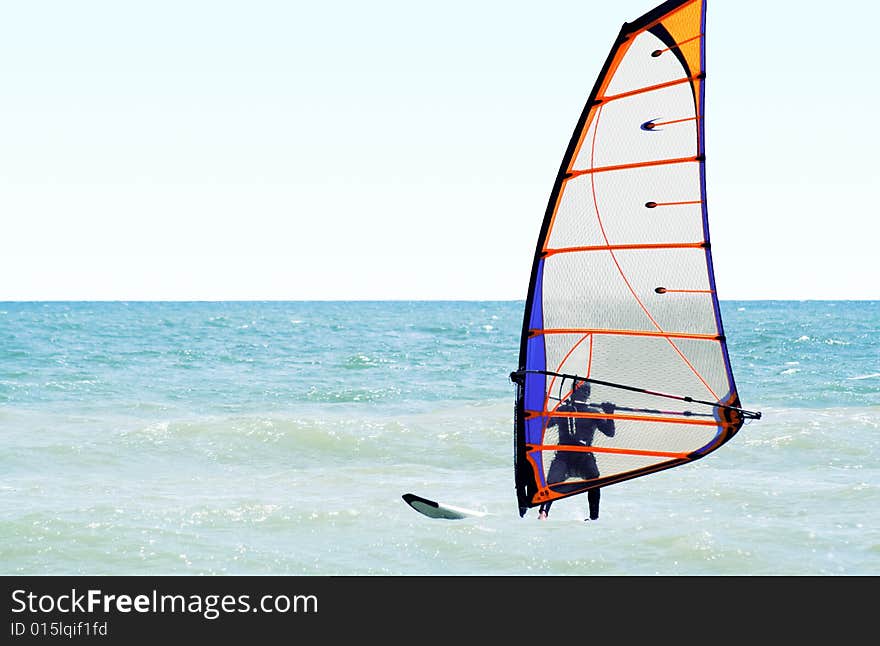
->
xmin=401 ymin=493 xmax=487 ymax=520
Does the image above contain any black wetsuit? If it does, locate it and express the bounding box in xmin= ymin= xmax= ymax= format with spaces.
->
xmin=539 ymin=398 xmax=615 ymax=520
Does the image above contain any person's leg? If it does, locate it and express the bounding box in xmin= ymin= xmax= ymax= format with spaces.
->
xmin=539 ymin=455 xmax=569 ymax=520
xmin=538 ymin=501 xmax=552 ymax=520
xmin=587 ymin=488 xmax=600 ymax=520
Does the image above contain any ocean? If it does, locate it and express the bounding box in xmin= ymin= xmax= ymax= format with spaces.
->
xmin=1 ymin=300 xmax=877 ymax=576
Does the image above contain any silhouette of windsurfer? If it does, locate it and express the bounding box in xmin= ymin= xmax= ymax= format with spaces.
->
xmin=538 ymin=379 xmax=615 ymax=521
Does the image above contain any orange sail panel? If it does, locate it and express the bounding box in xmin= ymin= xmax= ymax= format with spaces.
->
xmin=510 ymin=0 xmax=759 ymax=516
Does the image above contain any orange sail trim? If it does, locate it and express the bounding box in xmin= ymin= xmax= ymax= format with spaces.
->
xmin=567 ymin=155 xmax=700 ymax=178
xmin=599 ymin=74 xmax=700 ymax=104
xmin=566 ymin=0 xmax=704 ymax=170
xmin=531 ymin=444 xmax=690 ymax=460
xmin=656 ymin=1 xmax=704 ymax=78
xmin=525 ymin=410 xmax=720 ymax=426
xmin=530 ymin=328 xmax=721 ymax=341
xmin=651 ymin=32 xmax=704 ymax=57
xmin=543 ymin=242 xmax=705 ymax=257
xmin=647 ymin=200 xmax=704 ymax=207
xmin=567 ymin=38 xmax=633 ymax=167
xmin=651 ymin=116 xmax=701 ymax=128
xmin=639 ymin=0 xmax=702 ymax=36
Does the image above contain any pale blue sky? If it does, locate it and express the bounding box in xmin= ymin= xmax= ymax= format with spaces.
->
xmin=2 ymin=1 xmax=877 ymax=300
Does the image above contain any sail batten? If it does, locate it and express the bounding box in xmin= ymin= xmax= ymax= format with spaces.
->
xmin=599 ymin=74 xmax=701 ymax=103
xmin=512 ymin=0 xmax=759 ymax=517
xmin=530 ymin=329 xmax=721 ymax=340
xmin=543 ymin=242 xmax=707 ymax=257
xmin=527 ymin=414 xmax=721 ymax=427
xmin=567 ymin=155 xmax=702 ymax=178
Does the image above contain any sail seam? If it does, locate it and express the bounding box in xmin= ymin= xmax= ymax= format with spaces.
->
xmin=543 ymin=334 xmax=594 ymax=426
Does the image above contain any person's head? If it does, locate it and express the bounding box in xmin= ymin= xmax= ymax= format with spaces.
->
xmin=571 ymin=379 xmax=591 ymax=400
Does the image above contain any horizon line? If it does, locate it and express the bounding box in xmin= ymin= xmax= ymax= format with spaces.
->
xmin=1 ymin=298 xmax=877 ymax=304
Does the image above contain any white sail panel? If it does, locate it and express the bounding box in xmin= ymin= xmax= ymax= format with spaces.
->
xmin=571 ymin=85 xmax=698 ymax=170
xmin=603 ymin=29 xmax=694 ymax=97
xmin=539 ymin=248 xmax=718 ymax=333
xmin=545 ymin=164 xmax=705 ymax=250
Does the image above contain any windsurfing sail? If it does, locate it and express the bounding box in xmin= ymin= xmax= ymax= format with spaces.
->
xmin=510 ymin=0 xmax=760 ymax=517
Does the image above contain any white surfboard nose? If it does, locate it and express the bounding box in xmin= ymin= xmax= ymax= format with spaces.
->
xmin=402 ymin=493 xmax=487 ymax=520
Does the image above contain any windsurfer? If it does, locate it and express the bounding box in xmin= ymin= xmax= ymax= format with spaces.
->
xmin=538 ymin=380 xmax=615 ymax=521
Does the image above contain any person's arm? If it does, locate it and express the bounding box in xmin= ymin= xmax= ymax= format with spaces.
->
xmin=597 ymin=402 xmax=616 ymax=437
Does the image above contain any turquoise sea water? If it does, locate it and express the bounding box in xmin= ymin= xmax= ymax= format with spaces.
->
xmin=1 ymin=300 xmax=877 ymax=575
